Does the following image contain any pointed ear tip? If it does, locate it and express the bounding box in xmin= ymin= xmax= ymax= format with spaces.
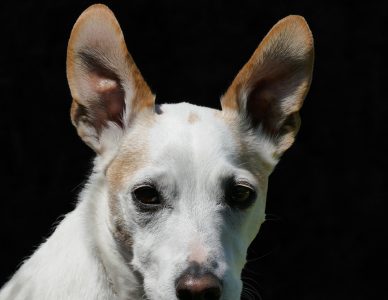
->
xmin=67 ymin=3 xmax=122 ymax=58
xmin=66 ymin=4 xmax=118 ymax=99
xmin=79 ymin=3 xmax=115 ymax=18
xmin=280 ymin=15 xmax=309 ymax=27
xmin=277 ymin=15 xmax=313 ymax=38
xmin=70 ymin=3 xmax=118 ymax=35
xmin=276 ymin=15 xmax=314 ymax=54
xmin=282 ymin=15 xmax=307 ymax=22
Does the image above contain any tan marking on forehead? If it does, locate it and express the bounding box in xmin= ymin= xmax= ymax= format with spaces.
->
xmin=214 ymin=108 xmax=276 ymax=175
xmin=215 ymin=109 xmax=275 ymax=182
xmin=188 ymin=112 xmax=200 ymax=124
xmin=106 ymin=117 xmax=153 ymax=250
xmin=239 ymin=139 xmax=273 ymax=181
xmin=107 ymin=146 xmax=146 ymax=192
xmin=107 ymin=147 xmax=146 ymax=250
xmin=106 ymin=115 xmax=154 ymax=192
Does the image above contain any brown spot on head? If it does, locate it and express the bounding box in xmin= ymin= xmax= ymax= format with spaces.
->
xmin=105 ymin=119 xmax=152 ymax=248
xmin=106 ymin=120 xmax=151 ymax=192
xmin=67 ymin=4 xmax=155 ymax=153
xmin=106 ymin=146 xmax=145 ymax=192
xmin=188 ymin=112 xmax=200 ymax=124
xmin=215 ymin=108 xmax=275 ymax=178
xmin=220 ymin=15 xmax=313 ymax=158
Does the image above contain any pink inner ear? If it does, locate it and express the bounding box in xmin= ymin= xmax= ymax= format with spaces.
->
xmin=83 ymin=71 xmax=125 ymax=130
xmin=91 ymin=74 xmax=124 ymax=116
xmin=246 ymin=79 xmax=282 ymax=134
xmin=74 ymin=49 xmax=126 ymax=130
xmin=94 ymin=77 xmax=119 ymax=94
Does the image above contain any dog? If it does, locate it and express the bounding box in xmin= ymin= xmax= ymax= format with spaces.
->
xmin=0 ymin=4 xmax=314 ymax=300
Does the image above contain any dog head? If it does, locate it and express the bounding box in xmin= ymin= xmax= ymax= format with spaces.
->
xmin=67 ymin=4 xmax=313 ymax=300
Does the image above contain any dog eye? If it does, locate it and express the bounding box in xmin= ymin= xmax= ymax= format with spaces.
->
xmin=132 ymin=185 xmax=160 ymax=206
xmin=227 ymin=183 xmax=256 ymax=209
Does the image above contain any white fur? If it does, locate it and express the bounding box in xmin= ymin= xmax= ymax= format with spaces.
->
xmin=0 ymin=103 xmax=274 ymax=300
xmin=0 ymin=6 xmax=313 ymax=299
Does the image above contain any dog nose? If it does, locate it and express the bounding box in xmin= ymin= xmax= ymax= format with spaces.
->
xmin=176 ymin=273 xmax=222 ymax=300
xmin=175 ymin=267 xmax=222 ymax=300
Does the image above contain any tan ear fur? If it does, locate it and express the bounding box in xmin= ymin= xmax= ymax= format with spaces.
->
xmin=221 ymin=15 xmax=314 ymax=157
xmin=66 ymin=4 xmax=154 ymax=152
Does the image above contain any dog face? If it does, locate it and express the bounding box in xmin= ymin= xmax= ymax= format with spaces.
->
xmin=66 ymin=4 xmax=313 ymax=300
xmin=106 ymin=104 xmax=270 ymax=299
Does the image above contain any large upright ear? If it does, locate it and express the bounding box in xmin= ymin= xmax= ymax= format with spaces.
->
xmin=221 ymin=15 xmax=314 ymax=159
xmin=67 ymin=4 xmax=154 ymax=153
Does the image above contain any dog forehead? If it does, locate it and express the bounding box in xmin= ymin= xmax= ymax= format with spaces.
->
xmin=107 ymin=102 xmax=241 ymax=189
xmin=149 ymin=103 xmax=239 ymax=159
xmin=156 ymin=102 xmax=225 ymax=124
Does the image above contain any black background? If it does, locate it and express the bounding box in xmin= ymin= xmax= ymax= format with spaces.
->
xmin=0 ymin=1 xmax=387 ymax=299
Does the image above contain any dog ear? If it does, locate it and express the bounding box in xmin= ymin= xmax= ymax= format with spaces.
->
xmin=67 ymin=4 xmax=154 ymax=153
xmin=221 ymin=16 xmax=314 ymax=158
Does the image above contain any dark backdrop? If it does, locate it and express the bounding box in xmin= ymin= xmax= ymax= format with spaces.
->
xmin=0 ymin=1 xmax=387 ymax=299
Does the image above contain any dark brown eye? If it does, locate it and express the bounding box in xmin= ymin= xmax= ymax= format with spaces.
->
xmin=228 ymin=183 xmax=256 ymax=209
xmin=132 ymin=185 xmax=160 ymax=206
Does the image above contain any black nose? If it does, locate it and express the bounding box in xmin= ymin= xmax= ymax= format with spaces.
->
xmin=176 ymin=264 xmax=222 ymax=300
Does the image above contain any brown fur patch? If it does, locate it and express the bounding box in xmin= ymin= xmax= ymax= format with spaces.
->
xmin=221 ymin=15 xmax=313 ymax=112
xmin=215 ymin=109 xmax=274 ymax=185
xmin=105 ymin=119 xmax=152 ymax=249
xmin=232 ymin=118 xmax=274 ymax=178
xmin=106 ymin=123 xmax=151 ymax=192
xmin=220 ymin=15 xmax=313 ymax=158
xmin=188 ymin=112 xmax=200 ymax=124
xmin=67 ymin=4 xmax=155 ymax=151
xmin=67 ymin=3 xmax=155 ymax=109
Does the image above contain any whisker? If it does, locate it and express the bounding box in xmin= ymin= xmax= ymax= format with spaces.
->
xmin=246 ymin=249 xmax=274 ymax=263
xmin=264 ymin=213 xmax=282 ymax=221
xmin=70 ymin=179 xmax=88 ymax=193
xmin=241 ymin=281 xmax=263 ymax=300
